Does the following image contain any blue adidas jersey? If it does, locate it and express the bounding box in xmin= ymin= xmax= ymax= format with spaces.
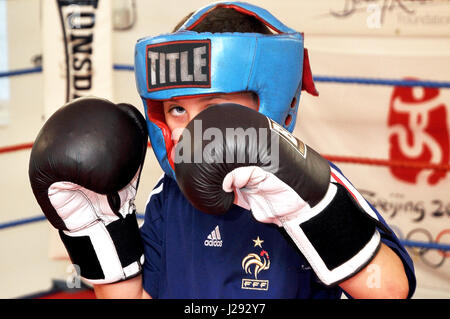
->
xmin=140 ymin=164 xmax=416 ymax=299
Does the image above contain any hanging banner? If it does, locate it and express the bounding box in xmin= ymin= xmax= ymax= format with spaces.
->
xmin=295 ymin=50 xmax=450 ymax=298
xmin=42 ymin=0 xmax=113 ymax=260
xmin=42 ymin=0 xmax=113 ymax=118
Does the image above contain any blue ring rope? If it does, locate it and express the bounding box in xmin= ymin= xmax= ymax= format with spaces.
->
xmin=0 ymin=215 xmax=46 ymax=230
xmin=0 ymin=213 xmax=449 ymax=251
xmin=1 ymin=65 xmax=450 ymax=88
xmin=313 ymin=75 xmax=450 ymax=89
xmin=401 ymin=239 xmax=450 ymax=252
xmin=113 ymin=64 xmax=134 ymax=71
xmin=0 ymin=66 xmax=43 ymax=78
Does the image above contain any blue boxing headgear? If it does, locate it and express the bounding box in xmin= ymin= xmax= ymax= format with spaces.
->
xmin=135 ymin=1 xmax=318 ymax=179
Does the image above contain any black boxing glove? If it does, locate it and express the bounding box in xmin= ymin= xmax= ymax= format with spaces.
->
xmin=174 ymin=103 xmax=390 ymax=286
xmin=29 ymin=97 xmax=148 ymax=284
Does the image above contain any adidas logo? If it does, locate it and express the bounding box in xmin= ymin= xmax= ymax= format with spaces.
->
xmin=204 ymin=225 xmax=223 ymax=247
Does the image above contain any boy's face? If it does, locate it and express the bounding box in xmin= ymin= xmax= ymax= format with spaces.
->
xmin=163 ymin=92 xmax=259 ymax=144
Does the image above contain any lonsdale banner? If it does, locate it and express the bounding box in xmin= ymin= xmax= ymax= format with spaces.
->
xmin=42 ymin=0 xmax=112 ymax=118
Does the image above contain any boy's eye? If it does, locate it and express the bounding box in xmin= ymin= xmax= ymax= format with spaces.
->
xmin=169 ymin=105 xmax=186 ymax=116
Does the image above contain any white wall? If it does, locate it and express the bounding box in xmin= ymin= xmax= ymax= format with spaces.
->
xmin=1 ymin=0 xmax=449 ymax=298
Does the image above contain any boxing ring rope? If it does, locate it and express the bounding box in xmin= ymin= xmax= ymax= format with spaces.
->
xmin=323 ymin=155 xmax=450 ymax=172
xmin=1 ymin=65 xmax=449 ymax=253
xmin=3 ymin=65 xmax=450 ymax=88
xmin=313 ymin=75 xmax=450 ymax=89
xmin=0 ymin=66 xmax=43 ymax=78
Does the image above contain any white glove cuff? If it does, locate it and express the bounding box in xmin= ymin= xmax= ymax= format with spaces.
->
xmin=59 ymin=213 xmax=144 ymax=284
xmin=280 ymin=183 xmax=383 ymax=286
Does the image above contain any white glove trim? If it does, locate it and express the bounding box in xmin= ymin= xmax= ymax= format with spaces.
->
xmin=123 ymin=255 xmax=145 ymax=279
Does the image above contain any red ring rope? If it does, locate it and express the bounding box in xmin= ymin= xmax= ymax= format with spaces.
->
xmin=0 ymin=142 xmax=152 ymax=154
xmin=323 ymin=154 xmax=450 ymax=172
xmin=1 ymin=142 xmax=450 ymax=172
xmin=0 ymin=142 xmax=34 ymax=154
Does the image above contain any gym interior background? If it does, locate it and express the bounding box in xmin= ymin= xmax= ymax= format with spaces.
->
xmin=0 ymin=0 xmax=449 ymax=299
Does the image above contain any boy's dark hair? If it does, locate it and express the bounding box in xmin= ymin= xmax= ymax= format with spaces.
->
xmin=173 ymin=7 xmax=273 ymax=34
